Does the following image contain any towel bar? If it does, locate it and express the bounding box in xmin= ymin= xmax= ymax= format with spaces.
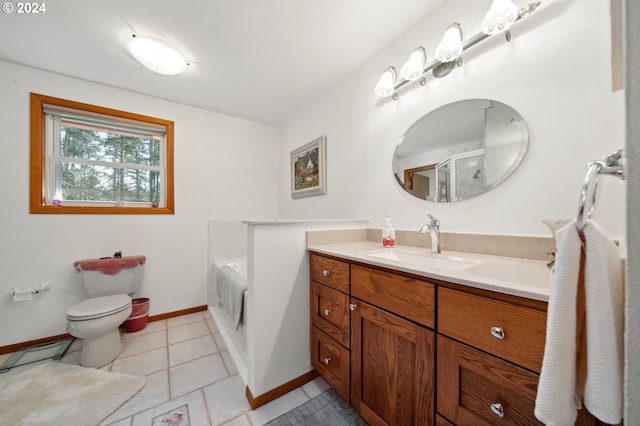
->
xmin=576 ymin=148 xmax=624 ymax=231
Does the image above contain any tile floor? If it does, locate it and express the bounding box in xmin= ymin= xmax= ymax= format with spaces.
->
xmin=0 ymin=310 xmax=331 ymax=425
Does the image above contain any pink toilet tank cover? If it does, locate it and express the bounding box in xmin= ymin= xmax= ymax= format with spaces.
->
xmin=74 ymin=255 xmax=146 ymax=275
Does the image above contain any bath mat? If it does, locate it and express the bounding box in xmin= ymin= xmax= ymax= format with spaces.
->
xmin=265 ymin=388 xmax=368 ymax=425
xmin=0 ymin=361 xmax=146 ymax=426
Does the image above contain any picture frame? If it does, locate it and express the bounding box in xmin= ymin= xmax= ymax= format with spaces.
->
xmin=291 ymin=136 xmax=326 ymax=199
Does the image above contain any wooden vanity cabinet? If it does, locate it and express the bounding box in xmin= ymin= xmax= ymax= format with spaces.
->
xmin=310 ymin=251 xmax=609 ymax=425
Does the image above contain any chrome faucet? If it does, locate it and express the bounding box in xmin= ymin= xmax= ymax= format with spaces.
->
xmin=419 ymin=214 xmax=441 ymax=254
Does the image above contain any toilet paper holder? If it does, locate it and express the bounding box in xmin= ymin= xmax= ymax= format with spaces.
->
xmin=10 ymin=283 xmax=51 ymax=298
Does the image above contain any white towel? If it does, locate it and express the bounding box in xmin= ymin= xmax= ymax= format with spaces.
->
xmin=535 ymin=220 xmax=582 ymax=426
xmin=582 ymin=220 xmax=624 ymax=423
xmin=215 ymin=265 xmax=247 ymax=330
xmin=535 ymin=219 xmax=623 ymax=425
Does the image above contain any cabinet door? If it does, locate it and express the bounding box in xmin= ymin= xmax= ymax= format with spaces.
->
xmin=351 ymin=299 xmax=435 ymax=426
xmin=437 ymin=335 xmax=542 ymax=426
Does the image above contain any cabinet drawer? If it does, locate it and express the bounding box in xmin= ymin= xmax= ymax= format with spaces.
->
xmin=311 ymin=281 xmax=350 ymax=348
xmin=311 ymin=326 xmax=350 ymax=402
xmin=437 ymin=335 xmax=542 ymax=426
xmin=351 ymin=264 xmax=435 ymax=328
xmin=438 ymin=287 xmax=547 ymax=373
xmin=310 ymin=253 xmax=350 ymax=293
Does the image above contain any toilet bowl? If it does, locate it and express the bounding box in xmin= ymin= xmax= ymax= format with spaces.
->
xmin=67 ymin=255 xmax=145 ymax=368
xmin=67 ymin=294 xmax=133 ymax=368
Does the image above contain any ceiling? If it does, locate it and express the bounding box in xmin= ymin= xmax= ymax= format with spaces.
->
xmin=0 ymin=0 xmax=444 ymax=125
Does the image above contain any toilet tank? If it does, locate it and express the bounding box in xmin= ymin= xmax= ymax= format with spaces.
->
xmin=74 ymin=256 xmax=146 ymax=297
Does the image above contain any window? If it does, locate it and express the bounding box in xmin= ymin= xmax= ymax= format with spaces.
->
xmin=30 ymin=93 xmax=174 ymax=214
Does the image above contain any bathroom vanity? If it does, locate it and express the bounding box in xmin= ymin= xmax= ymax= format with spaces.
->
xmin=308 ymin=240 xmax=604 ymax=426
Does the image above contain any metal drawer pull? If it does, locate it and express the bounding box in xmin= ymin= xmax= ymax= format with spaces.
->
xmin=490 ymin=402 xmax=505 ymax=418
xmin=322 ymin=270 xmax=330 ymax=277
xmin=349 ymin=303 xmax=358 ymax=311
xmin=491 ymin=326 xmax=505 ymax=340
xmin=323 ymin=357 xmax=332 ymax=365
xmin=324 ymin=309 xmax=331 ymax=316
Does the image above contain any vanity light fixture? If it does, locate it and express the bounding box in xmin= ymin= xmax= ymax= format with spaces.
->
xmin=435 ymin=24 xmax=463 ymax=63
xmin=482 ymin=0 xmax=519 ymax=36
xmin=128 ymin=35 xmax=189 ymax=75
xmin=400 ymin=47 xmax=427 ymax=83
xmin=375 ymin=1 xmax=540 ymax=100
xmin=374 ymin=66 xmax=398 ymax=100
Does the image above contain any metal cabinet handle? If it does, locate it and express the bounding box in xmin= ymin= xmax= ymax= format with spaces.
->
xmin=491 ymin=326 xmax=505 ymax=340
xmin=323 ymin=357 xmax=332 ymax=365
xmin=324 ymin=309 xmax=331 ymax=316
xmin=490 ymin=402 xmax=505 ymax=418
xmin=322 ymin=270 xmax=330 ymax=277
xmin=349 ymin=303 xmax=358 ymax=311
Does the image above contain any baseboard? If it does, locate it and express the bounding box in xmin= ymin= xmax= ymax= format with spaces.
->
xmin=0 ymin=305 xmax=209 ymax=355
xmin=148 ymin=305 xmax=208 ymax=322
xmin=245 ymin=370 xmax=319 ymax=410
xmin=0 ymin=333 xmax=72 ymax=356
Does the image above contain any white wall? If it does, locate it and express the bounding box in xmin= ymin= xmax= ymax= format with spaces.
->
xmin=277 ymin=0 xmax=625 ymax=239
xmin=0 ymin=61 xmax=280 ymax=347
xmin=246 ymin=219 xmax=367 ymax=396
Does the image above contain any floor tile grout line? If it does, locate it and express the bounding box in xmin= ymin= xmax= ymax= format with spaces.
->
xmin=198 ymin=388 xmax=214 ymax=426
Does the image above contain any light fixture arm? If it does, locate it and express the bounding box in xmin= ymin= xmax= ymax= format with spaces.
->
xmin=388 ymin=1 xmax=540 ymax=96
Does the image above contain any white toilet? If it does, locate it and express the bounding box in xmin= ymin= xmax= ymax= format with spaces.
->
xmin=67 ymin=255 xmax=146 ymax=368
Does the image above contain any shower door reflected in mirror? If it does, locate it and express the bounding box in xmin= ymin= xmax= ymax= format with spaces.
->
xmin=456 ymin=151 xmax=485 ymax=200
xmin=393 ymin=99 xmax=528 ymax=202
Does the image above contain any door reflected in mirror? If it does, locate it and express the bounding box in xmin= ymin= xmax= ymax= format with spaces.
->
xmin=393 ymin=99 xmax=528 ymax=202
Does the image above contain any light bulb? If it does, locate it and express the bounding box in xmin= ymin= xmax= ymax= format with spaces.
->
xmin=435 ymin=24 xmax=463 ymax=63
xmin=482 ymin=0 xmax=518 ymax=35
xmin=400 ymin=47 xmax=426 ymax=82
xmin=128 ymin=35 xmax=188 ymax=75
xmin=374 ymin=67 xmax=397 ymax=98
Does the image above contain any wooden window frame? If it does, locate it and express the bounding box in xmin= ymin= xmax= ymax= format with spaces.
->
xmin=29 ymin=93 xmax=175 ymax=214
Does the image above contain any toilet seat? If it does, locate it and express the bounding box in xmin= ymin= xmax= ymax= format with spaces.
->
xmin=67 ymin=294 xmax=132 ymax=321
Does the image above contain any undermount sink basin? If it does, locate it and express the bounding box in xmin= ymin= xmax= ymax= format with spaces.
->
xmin=363 ymin=248 xmax=482 ymax=271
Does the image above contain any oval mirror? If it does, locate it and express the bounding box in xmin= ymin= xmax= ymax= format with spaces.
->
xmin=393 ymin=99 xmax=528 ymax=202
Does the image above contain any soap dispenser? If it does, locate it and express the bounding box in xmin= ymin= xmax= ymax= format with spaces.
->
xmin=382 ymin=218 xmax=395 ymax=247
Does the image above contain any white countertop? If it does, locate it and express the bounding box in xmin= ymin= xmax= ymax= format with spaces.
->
xmin=307 ymin=241 xmax=552 ymax=302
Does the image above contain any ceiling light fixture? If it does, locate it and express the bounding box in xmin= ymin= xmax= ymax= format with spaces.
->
xmin=374 ymin=1 xmax=540 ymax=101
xmin=128 ymin=35 xmax=188 ymax=76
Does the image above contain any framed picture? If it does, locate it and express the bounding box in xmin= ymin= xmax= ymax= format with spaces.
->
xmin=291 ymin=136 xmax=326 ymax=199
